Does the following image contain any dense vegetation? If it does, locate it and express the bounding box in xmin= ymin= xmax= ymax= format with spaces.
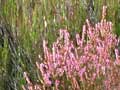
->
xmin=0 ymin=0 xmax=120 ymax=90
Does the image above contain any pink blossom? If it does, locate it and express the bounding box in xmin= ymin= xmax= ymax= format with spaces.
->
xmin=78 ymin=67 xmax=86 ymax=81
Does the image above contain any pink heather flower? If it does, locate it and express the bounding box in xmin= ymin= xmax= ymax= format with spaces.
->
xmin=79 ymin=67 xmax=86 ymax=81
xmin=104 ymin=80 xmax=111 ymax=90
xmin=96 ymin=64 xmax=101 ymax=75
xmin=96 ymin=46 xmax=103 ymax=56
xmin=55 ymin=80 xmax=60 ymax=90
xmin=64 ymin=30 xmax=70 ymax=46
xmin=56 ymin=68 xmax=64 ymax=76
xmin=37 ymin=63 xmax=53 ymax=86
xmin=115 ymin=48 xmax=120 ymax=65
xmin=92 ymin=73 xmax=97 ymax=81
xmin=84 ymin=44 xmax=92 ymax=55
xmin=106 ymin=59 xmax=110 ymax=67
xmin=40 ymin=63 xmax=47 ymax=74
xmin=115 ymin=49 xmax=119 ymax=61
xmin=43 ymin=73 xmax=52 ymax=86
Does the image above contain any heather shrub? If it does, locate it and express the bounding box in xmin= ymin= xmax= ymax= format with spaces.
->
xmin=0 ymin=0 xmax=120 ymax=90
xmin=23 ymin=6 xmax=120 ymax=90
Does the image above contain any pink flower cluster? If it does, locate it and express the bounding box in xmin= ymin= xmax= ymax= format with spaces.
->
xmin=23 ymin=6 xmax=120 ymax=90
xmin=35 ymin=18 xmax=120 ymax=89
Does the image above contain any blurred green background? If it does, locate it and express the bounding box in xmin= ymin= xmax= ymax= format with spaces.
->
xmin=0 ymin=0 xmax=120 ymax=90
